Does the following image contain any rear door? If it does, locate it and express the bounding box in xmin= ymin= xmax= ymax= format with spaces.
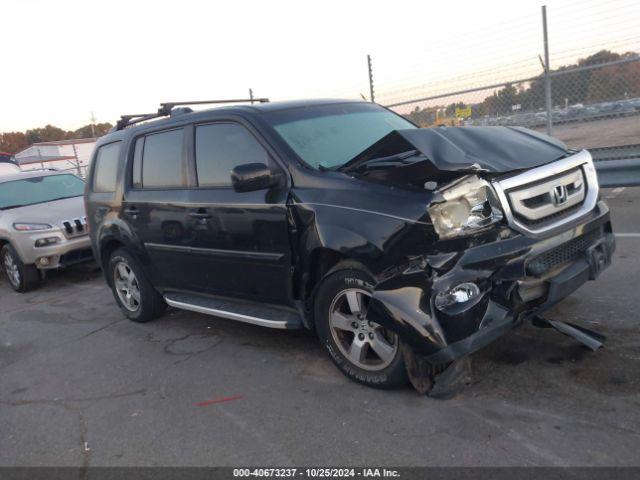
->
xmin=122 ymin=127 xmax=197 ymax=290
xmin=184 ymin=121 xmax=293 ymax=304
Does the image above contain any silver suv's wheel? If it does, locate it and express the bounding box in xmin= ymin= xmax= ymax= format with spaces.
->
xmin=3 ymin=249 xmax=20 ymax=289
xmin=113 ymin=261 xmax=141 ymax=312
xmin=329 ymin=288 xmax=398 ymax=371
xmin=1 ymin=244 xmax=40 ymax=293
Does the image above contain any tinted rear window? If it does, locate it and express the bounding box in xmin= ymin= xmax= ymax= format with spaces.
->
xmin=141 ymin=129 xmax=185 ymax=188
xmin=93 ymin=142 xmax=122 ymax=193
xmin=132 ymin=137 xmax=144 ymax=188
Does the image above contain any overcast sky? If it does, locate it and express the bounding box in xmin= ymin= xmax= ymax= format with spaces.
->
xmin=1 ymin=0 xmax=638 ymax=131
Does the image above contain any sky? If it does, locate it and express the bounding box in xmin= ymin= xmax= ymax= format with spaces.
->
xmin=1 ymin=0 xmax=638 ymax=131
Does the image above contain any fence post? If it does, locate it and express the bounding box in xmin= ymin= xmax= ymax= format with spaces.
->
xmin=367 ymin=54 xmax=375 ymax=103
xmin=542 ymin=5 xmax=553 ymax=136
xmin=71 ymin=143 xmax=82 ymax=177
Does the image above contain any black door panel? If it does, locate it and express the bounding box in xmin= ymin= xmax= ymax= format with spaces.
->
xmin=122 ymin=189 xmax=197 ymax=290
xmin=183 ymin=187 xmax=292 ymax=304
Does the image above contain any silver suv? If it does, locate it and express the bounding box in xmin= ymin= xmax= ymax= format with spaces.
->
xmin=0 ymin=170 xmax=93 ymax=292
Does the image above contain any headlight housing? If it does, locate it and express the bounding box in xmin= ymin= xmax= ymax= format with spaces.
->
xmin=428 ymin=176 xmax=503 ymax=240
xmin=13 ymin=223 xmax=53 ymax=231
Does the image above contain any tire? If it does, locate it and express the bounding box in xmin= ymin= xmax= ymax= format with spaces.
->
xmin=1 ymin=244 xmax=40 ymax=293
xmin=108 ymin=248 xmax=166 ymax=322
xmin=314 ymin=267 xmax=408 ymax=389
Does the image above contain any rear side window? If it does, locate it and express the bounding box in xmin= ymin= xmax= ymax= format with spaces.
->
xmin=93 ymin=142 xmax=122 ymax=193
xmin=195 ymin=123 xmax=268 ymax=187
xmin=131 ymin=137 xmax=144 ymax=188
xmin=140 ymin=129 xmax=185 ymax=188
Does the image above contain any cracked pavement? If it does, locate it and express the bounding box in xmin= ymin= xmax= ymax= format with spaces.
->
xmin=1 ymin=188 xmax=639 ymax=467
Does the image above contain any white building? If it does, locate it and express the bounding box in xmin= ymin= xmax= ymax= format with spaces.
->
xmin=14 ymin=138 xmax=97 ymax=177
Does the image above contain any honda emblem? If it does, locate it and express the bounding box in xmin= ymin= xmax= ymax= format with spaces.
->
xmin=551 ymin=184 xmax=568 ymax=205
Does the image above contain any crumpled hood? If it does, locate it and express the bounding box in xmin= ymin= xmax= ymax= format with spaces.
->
xmin=397 ymin=126 xmax=569 ymax=172
xmin=347 ymin=126 xmax=570 ymax=175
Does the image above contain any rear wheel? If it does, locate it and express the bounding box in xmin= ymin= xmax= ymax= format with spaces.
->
xmin=315 ymin=268 xmax=408 ymax=389
xmin=1 ymin=244 xmax=40 ymax=293
xmin=108 ymin=248 xmax=166 ymax=322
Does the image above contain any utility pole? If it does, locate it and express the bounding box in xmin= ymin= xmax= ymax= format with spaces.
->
xmin=249 ymin=88 xmax=254 ymax=104
xmin=367 ymin=54 xmax=375 ymax=103
xmin=71 ymin=143 xmax=82 ymax=177
xmin=541 ymin=5 xmax=553 ymax=136
xmin=90 ymin=111 xmax=96 ymax=138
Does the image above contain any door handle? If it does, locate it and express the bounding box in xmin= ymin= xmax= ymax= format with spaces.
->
xmin=123 ymin=207 xmax=138 ymax=217
xmin=189 ymin=212 xmax=212 ymax=219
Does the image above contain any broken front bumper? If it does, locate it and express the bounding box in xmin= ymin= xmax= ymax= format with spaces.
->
xmin=367 ymin=200 xmax=614 ymax=364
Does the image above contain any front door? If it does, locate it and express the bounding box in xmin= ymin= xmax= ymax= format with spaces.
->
xmin=182 ymin=122 xmax=293 ymax=305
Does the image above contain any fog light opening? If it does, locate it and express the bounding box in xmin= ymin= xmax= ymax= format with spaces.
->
xmin=37 ymin=256 xmax=52 ymax=267
xmin=435 ymin=282 xmax=481 ymax=311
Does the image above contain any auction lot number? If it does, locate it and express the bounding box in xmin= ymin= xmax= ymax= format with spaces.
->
xmin=234 ymin=468 xmax=400 ymax=478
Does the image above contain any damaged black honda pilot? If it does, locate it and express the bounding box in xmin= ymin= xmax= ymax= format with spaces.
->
xmin=86 ymin=99 xmax=614 ymax=394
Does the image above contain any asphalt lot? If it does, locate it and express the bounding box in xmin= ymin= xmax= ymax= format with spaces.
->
xmin=533 ymin=115 xmax=640 ymax=149
xmin=1 ymin=187 xmax=639 ymax=467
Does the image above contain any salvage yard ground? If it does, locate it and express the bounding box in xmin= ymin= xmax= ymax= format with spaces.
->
xmin=1 ymin=188 xmax=639 ymax=467
xmin=533 ymin=115 xmax=640 ymax=149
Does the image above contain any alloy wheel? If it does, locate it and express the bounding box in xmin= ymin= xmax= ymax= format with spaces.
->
xmin=328 ymin=288 xmax=398 ymax=371
xmin=3 ymin=251 xmax=20 ymax=288
xmin=114 ymin=261 xmax=141 ymax=312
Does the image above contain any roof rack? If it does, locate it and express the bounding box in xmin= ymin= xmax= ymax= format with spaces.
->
xmin=115 ymin=98 xmax=270 ymax=131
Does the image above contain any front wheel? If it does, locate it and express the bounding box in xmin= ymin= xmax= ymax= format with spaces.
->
xmin=108 ymin=248 xmax=166 ymax=322
xmin=314 ymin=268 xmax=408 ymax=389
xmin=2 ymin=244 xmax=40 ymax=293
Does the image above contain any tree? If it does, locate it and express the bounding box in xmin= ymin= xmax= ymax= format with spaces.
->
xmin=0 ymin=122 xmax=113 ymax=154
xmin=0 ymin=132 xmax=28 ymax=154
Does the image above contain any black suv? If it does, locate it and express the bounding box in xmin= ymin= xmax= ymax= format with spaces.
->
xmin=86 ymin=99 xmax=614 ymax=393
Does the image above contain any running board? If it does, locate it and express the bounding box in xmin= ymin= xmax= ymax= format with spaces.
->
xmin=163 ymin=292 xmax=302 ymax=330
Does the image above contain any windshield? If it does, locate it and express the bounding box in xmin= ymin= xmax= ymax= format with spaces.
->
xmin=0 ymin=174 xmax=85 ymax=210
xmin=265 ymin=103 xmax=416 ymax=169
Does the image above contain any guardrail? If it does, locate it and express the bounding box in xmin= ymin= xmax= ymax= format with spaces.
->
xmin=590 ymin=145 xmax=640 ymax=188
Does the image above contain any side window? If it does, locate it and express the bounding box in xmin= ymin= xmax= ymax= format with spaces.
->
xmin=93 ymin=141 xmax=122 ymax=193
xmin=132 ymin=137 xmax=144 ymax=188
xmin=195 ymin=123 xmax=269 ymax=187
xmin=141 ymin=129 xmax=185 ymax=188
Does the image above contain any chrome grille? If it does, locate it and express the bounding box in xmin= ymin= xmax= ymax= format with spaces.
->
xmin=61 ymin=217 xmax=88 ymax=238
xmin=492 ymin=150 xmax=599 ymax=236
xmin=507 ymin=167 xmax=586 ymax=225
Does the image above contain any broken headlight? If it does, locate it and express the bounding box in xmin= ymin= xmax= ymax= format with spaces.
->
xmin=428 ymin=176 xmax=503 ymax=240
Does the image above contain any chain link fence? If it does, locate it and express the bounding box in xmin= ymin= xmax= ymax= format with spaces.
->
xmin=365 ymin=0 xmax=640 ymax=180
xmin=386 ymin=55 xmax=640 ymax=152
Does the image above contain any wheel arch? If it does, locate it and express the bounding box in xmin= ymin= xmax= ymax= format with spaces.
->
xmin=300 ymin=247 xmax=378 ymax=328
xmin=0 ymin=237 xmax=26 ymax=264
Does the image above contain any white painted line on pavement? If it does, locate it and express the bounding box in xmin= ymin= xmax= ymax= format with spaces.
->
xmin=615 ymin=233 xmax=640 ymax=238
xmin=606 ymin=187 xmax=626 ymax=199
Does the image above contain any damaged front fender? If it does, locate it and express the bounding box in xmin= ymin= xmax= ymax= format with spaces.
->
xmin=366 ymin=264 xmax=514 ymax=364
xmin=366 ymin=206 xmax=613 ymax=369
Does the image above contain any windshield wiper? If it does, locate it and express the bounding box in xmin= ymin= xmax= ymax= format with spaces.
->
xmin=43 ymin=195 xmax=83 ymax=202
xmin=0 ymin=195 xmax=81 ymax=211
xmin=1 ymin=204 xmax=27 ymax=210
xmin=339 ymin=149 xmax=423 ymax=173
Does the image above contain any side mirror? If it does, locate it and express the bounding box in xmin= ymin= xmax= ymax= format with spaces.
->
xmin=231 ymin=163 xmax=276 ymax=193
